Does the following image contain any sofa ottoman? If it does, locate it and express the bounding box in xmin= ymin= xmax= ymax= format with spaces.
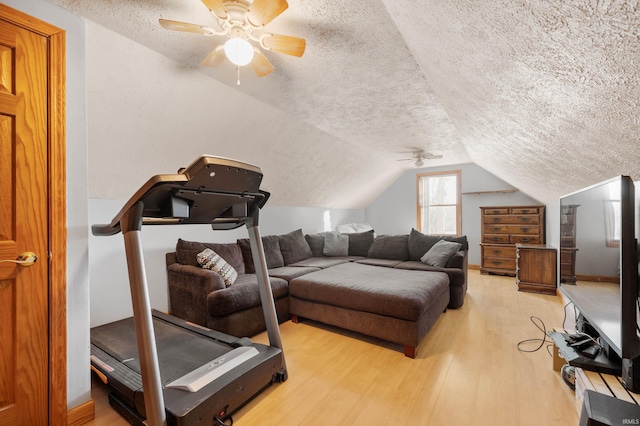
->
xmin=288 ymin=262 xmax=450 ymax=358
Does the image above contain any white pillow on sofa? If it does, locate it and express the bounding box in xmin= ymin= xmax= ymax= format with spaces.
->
xmin=420 ymin=240 xmax=462 ymax=268
xmin=197 ymin=248 xmax=238 ymax=287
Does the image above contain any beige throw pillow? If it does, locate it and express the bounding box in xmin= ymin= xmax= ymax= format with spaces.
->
xmin=197 ymin=248 xmax=238 ymax=287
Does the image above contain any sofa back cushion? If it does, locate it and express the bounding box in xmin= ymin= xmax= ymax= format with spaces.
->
xmin=278 ymin=229 xmax=313 ymax=265
xmin=348 ymin=230 xmax=375 ymax=256
xmin=367 ymin=234 xmax=409 ymax=261
xmin=323 ymin=231 xmax=349 ymax=256
xmin=408 ymin=228 xmax=468 ymax=261
xmin=176 ymin=238 xmax=245 ymax=274
xmin=237 ymin=235 xmax=284 ymax=273
xmin=305 ymin=233 xmax=325 ymax=257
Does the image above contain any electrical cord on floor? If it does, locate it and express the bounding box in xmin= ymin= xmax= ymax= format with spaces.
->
xmin=214 ymin=415 xmax=233 ymax=425
xmin=517 ymin=315 xmax=554 ymax=356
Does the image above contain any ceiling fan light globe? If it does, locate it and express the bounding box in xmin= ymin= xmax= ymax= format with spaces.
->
xmin=224 ymin=37 xmax=254 ymax=66
xmin=415 ymin=159 xmax=424 ymax=167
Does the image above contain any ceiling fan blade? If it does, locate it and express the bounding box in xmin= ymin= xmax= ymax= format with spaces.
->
xmin=201 ymin=0 xmax=228 ymax=20
xmin=159 ymin=19 xmax=215 ymax=35
xmin=424 ymin=153 xmax=443 ymax=160
xmin=200 ymin=46 xmax=226 ymax=67
xmin=261 ymin=34 xmax=306 ymax=57
xmin=247 ymin=0 xmax=288 ymax=27
xmin=250 ymin=49 xmax=275 ymax=77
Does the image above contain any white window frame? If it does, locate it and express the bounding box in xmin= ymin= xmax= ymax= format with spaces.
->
xmin=416 ymin=170 xmax=462 ymax=236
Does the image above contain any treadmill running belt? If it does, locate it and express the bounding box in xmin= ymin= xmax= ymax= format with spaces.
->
xmin=91 ymin=316 xmax=230 ymax=384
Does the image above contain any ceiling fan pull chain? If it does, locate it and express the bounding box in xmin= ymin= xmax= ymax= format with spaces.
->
xmin=236 ymin=63 xmax=241 ymax=85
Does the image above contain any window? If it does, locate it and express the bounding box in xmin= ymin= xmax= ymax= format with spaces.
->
xmin=417 ymin=170 xmax=461 ymax=236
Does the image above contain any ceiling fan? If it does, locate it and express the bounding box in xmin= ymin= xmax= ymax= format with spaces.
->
xmin=397 ymin=150 xmax=443 ymax=167
xmin=159 ymin=0 xmax=306 ymax=81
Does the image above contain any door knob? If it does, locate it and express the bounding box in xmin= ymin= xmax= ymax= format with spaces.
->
xmin=0 ymin=251 xmax=38 ymax=267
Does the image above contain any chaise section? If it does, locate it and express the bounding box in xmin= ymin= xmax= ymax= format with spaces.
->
xmin=289 ymin=262 xmax=450 ymax=357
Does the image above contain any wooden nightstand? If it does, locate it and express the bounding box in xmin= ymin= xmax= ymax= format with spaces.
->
xmin=516 ymin=244 xmax=557 ymax=295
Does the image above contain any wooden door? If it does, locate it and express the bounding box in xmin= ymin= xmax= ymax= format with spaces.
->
xmin=0 ymin=5 xmax=67 ymax=425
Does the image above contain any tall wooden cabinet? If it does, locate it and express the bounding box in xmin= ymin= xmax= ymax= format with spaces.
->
xmin=480 ymin=205 xmax=546 ymax=276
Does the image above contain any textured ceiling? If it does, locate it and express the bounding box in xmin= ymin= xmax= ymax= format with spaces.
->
xmin=49 ymin=0 xmax=640 ymax=207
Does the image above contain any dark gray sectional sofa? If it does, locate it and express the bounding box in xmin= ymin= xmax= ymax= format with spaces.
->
xmin=166 ymin=228 xmax=468 ymax=358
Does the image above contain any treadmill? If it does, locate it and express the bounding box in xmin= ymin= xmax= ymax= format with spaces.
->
xmin=90 ymin=155 xmax=287 ymax=426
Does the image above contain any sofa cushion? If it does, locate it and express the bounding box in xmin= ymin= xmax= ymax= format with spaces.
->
xmin=237 ymin=235 xmax=284 ymax=273
xmin=305 ymin=233 xmax=326 ymax=257
xmin=175 ymin=238 xmax=245 ymax=274
xmin=207 ymin=275 xmax=289 ymax=317
xmin=197 ymin=248 xmax=238 ymax=287
xmin=323 ymin=231 xmax=349 ymax=256
xmin=348 ymin=230 xmax=375 ymax=257
xmin=355 ymin=258 xmax=404 ymax=268
xmin=278 ymin=229 xmax=313 ymax=265
xmin=367 ymin=234 xmax=409 ymax=261
xmin=408 ymin=228 xmax=469 ymax=261
xmin=288 ymin=257 xmax=350 ymax=269
xmin=420 ymin=240 xmax=462 ymax=268
xmin=268 ymin=266 xmax=321 ymax=281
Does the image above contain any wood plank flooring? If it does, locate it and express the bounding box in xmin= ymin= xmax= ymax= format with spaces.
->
xmin=86 ymin=270 xmax=579 ymax=425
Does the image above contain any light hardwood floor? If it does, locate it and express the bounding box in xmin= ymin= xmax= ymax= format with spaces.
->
xmin=87 ymin=270 xmax=579 ymax=425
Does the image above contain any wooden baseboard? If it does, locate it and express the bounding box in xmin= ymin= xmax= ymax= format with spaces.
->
xmin=468 ymin=264 xmax=480 ymax=270
xmin=67 ymin=399 xmax=95 ymax=426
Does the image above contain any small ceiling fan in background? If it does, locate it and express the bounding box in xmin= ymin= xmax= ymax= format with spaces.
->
xmin=397 ymin=150 xmax=443 ymax=167
xmin=159 ymin=0 xmax=305 ymax=82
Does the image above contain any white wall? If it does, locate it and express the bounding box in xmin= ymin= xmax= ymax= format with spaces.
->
xmin=89 ymin=198 xmax=363 ymax=327
xmin=365 ymin=163 xmax=542 ymax=265
xmin=4 ymin=0 xmax=89 ymax=409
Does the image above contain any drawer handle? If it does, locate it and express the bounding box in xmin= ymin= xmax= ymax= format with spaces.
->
xmin=492 ymin=250 xmax=501 ymax=255
xmin=492 ymin=227 xmax=502 ymax=231
xmin=520 ymin=217 xmax=532 ymax=222
xmin=492 ymin=217 xmax=502 ymax=222
xmin=492 ymin=210 xmax=501 ymax=214
xmin=492 ymin=261 xmax=503 ymax=265
xmin=521 ymin=209 xmax=530 ymax=213
xmin=520 ymin=227 xmax=531 ymax=232
xmin=491 ymin=237 xmax=501 ymax=242
xmin=521 ymin=238 xmax=531 ymax=242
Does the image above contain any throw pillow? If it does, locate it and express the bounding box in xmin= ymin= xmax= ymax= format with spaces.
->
xmin=408 ymin=228 xmax=469 ymax=260
xmin=323 ymin=231 xmax=349 ymax=256
xmin=420 ymin=240 xmax=462 ymax=268
xmin=236 ymin=235 xmax=284 ymax=273
xmin=305 ymin=233 xmax=326 ymax=257
xmin=278 ymin=229 xmax=313 ymax=265
xmin=367 ymin=234 xmax=410 ymax=261
xmin=348 ymin=230 xmax=375 ymax=256
xmin=197 ymin=248 xmax=238 ymax=287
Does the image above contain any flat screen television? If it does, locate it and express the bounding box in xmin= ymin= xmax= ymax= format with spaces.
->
xmin=559 ymin=175 xmax=640 ymax=392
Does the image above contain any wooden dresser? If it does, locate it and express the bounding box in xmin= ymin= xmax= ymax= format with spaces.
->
xmin=480 ymin=205 xmax=546 ymax=276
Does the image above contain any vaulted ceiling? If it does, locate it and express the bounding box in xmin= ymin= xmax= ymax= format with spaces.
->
xmin=49 ymin=0 xmax=640 ymax=208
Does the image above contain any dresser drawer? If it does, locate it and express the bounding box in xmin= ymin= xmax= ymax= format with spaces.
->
xmin=510 ymin=235 xmax=542 ymax=244
xmin=482 ymin=245 xmax=517 ymax=259
xmin=483 ymin=224 xmax=540 ymax=235
xmin=511 ymin=207 xmax=540 ymax=215
xmin=482 ymin=207 xmax=510 ymax=215
xmin=484 ymin=214 xmax=540 ymax=225
xmin=482 ymin=257 xmax=516 ymax=270
xmin=483 ymin=234 xmax=510 ymax=244
xmin=560 ymin=250 xmax=574 ymax=263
